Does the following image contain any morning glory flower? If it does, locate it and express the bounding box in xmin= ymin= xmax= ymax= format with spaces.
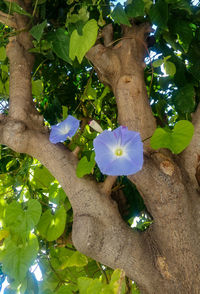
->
xmin=93 ymin=126 xmax=143 ymax=176
xmin=49 ymin=115 xmax=80 ymax=144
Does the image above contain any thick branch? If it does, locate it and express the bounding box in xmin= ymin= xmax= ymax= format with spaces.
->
xmin=0 ymin=124 xmax=165 ymax=291
xmin=87 ymin=23 xmax=200 ymax=289
xmin=0 ymin=11 xmax=17 ymax=28
xmin=6 ymin=32 xmax=42 ymax=130
xmin=181 ymin=104 xmax=200 ymax=188
xmin=101 ymin=176 xmax=117 ymax=196
xmin=7 ymin=38 xmax=33 ymax=121
xmin=87 ymin=23 xmax=156 ymax=140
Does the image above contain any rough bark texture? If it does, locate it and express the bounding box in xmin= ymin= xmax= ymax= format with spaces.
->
xmin=0 ymin=4 xmax=200 ymax=293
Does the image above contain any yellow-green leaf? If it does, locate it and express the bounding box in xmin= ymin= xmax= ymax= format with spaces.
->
xmin=69 ymin=19 xmax=98 ymax=63
xmin=150 ymin=120 xmax=194 ymax=154
xmin=37 ymin=206 xmax=66 ymax=241
xmin=0 ymin=47 xmax=6 ymax=61
xmin=0 ymin=229 xmax=9 ymax=241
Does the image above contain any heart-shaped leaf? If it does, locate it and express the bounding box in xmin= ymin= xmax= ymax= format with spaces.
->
xmin=37 ymin=206 xmax=66 ymax=241
xmin=173 ymin=84 xmax=195 ymax=114
xmin=112 ymin=3 xmax=131 ymax=26
xmin=152 ymin=59 xmax=163 ymax=68
xmin=150 ymin=120 xmax=194 ymax=154
xmin=164 ymin=61 xmax=176 ymax=76
xmin=47 ymin=28 xmax=72 ymax=64
xmin=76 ymin=152 xmax=95 ymax=178
xmin=69 ymin=19 xmax=98 ymax=63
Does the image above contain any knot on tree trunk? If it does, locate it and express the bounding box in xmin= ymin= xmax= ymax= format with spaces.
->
xmin=86 ymin=22 xmax=151 ymax=92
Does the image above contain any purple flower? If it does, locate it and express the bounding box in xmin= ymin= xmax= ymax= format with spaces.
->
xmin=49 ymin=115 xmax=80 ymax=144
xmin=93 ymin=126 xmax=143 ymax=176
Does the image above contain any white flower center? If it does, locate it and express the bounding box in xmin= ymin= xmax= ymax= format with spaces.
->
xmin=115 ymin=148 xmax=123 ymax=157
xmin=59 ymin=124 xmax=70 ymax=135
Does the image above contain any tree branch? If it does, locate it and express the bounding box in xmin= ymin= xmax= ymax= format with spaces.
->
xmin=87 ymin=23 xmax=200 ymax=285
xmin=101 ymin=176 xmax=117 ymax=196
xmin=180 ymin=104 xmax=200 ymax=188
xmin=6 ymin=32 xmax=42 ymax=130
xmin=0 ymin=124 xmax=166 ymax=291
xmin=0 ymin=11 xmax=17 ymax=28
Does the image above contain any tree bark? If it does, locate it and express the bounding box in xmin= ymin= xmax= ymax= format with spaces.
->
xmin=0 ymin=5 xmax=200 ymax=293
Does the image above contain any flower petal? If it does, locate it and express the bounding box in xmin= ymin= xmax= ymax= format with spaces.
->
xmin=93 ymin=126 xmax=143 ymax=176
xmin=103 ymin=156 xmax=141 ymax=176
xmin=93 ymin=130 xmax=117 ymax=172
xmin=49 ymin=115 xmax=80 ymax=144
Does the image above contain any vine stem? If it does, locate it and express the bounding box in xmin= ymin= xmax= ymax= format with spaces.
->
xmin=32 ymin=0 xmax=39 ymax=17
xmin=96 ymin=262 xmax=109 ymax=284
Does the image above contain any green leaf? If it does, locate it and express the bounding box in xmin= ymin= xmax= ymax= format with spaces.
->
xmin=26 ymin=199 xmax=42 ymax=227
xmin=76 ymin=152 xmax=96 ymax=178
xmin=78 ymin=277 xmax=103 ymax=294
xmin=1 ymin=64 xmax=8 ymax=81
xmin=111 ymin=3 xmax=131 ymax=26
xmin=162 ymin=32 xmax=182 ymax=51
xmin=126 ymin=0 xmax=145 ymax=18
xmin=143 ymin=0 xmax=153 ymax=11
xmin=30 ymin=20 xmax=47 ymax=42
xmin=5 ymin=80 xmax=9 ymax=95
xmin=84 ymin=79 xmax=97 ymax=100
xmin=32 ymin=79 xmax=43 ymax=96
xmin=109 ymin=269 xmax=126 ymax=294
xmin=164 ymin=61 xmax=176 ymax=76
xmin=0 ymin=229 xmax=9 ymax=241
xmin=37 ymin=206 xmax=66 ymax=241
xmin=0 ymin=47 xmax=6 ymax=61
xmin=61 ymin=251 xmax=88 ymax=269
xmin=95 ymin=86 xmax=110 ymax=113
xmin=56 ymin=285 xmax=78 ymax=294
xmin=66 ymin=7 xmax=89 ymax=25
xmin=49 ymin=183 xmax=66 ymax=205
xmin=150 ymin=120 xmax=194 ymax=154
xmin=0 ymin=199 xmax=6 ymax=221
xmin=33 ymin=166 xmax=54 ymax=189
xmin=5 ymin=201 xmax=23 ymax=229
xmin=149 ymin=0 xmax=168 ymax=29
xmin=173 ymin=84 xmax=195 ymax=113
xmin=47 ymin=28 xmax=72 ymax=64
xmin=171 ymin=0 xmax=192 ymax=15
xmin=173 ymin=20 xmax=193 ymax=52
xmin=5 ymin=200 xmax=42 ymax=236
xmin=165 ymin=0 xmax=179 ymax=2
xmin=4 ymin=1 xmax=32 ymax=17
xmin=0 ymin=233 xmax=38 ymax=282
xmin=69 ymin=19 xmax=98 ymax=63
xmin=152 ymin=59 xmax=163 ymax=68
xmin=62 ymin=106 xmax=68 ymax=119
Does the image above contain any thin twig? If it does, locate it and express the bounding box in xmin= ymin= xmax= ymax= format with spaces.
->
xmin=32 ymin=0 xmax=39 ymax=17
xmin=101 ymin=176 xmax=117 ymax=196
xmin=96 ymin=262 xmax=109 ymax=284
